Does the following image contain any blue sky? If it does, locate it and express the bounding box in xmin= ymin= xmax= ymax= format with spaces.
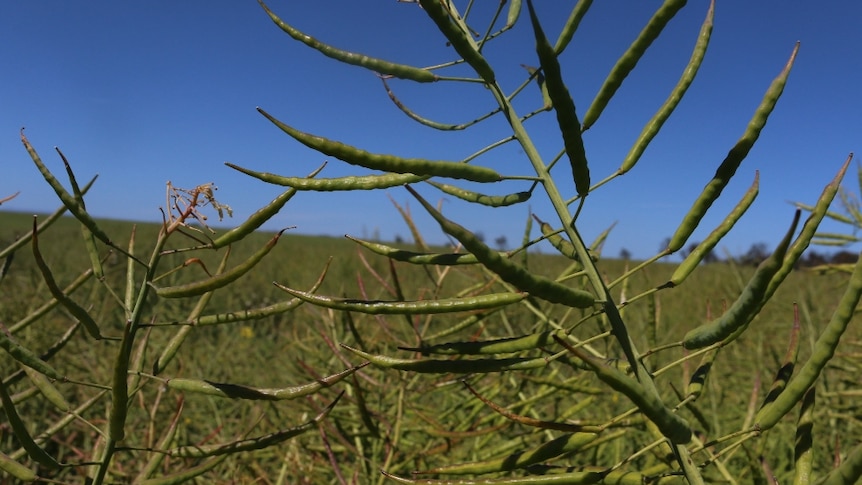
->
xmin=2 ymin=1 xmax=859 ymax=260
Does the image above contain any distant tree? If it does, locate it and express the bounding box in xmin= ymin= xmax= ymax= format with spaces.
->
xmin=475 ymin=232 xmax=486 ymax=244
xmin=394 ymin=234 xmax=404 ymax=244
xmin=619 ymin=248 xmax=632 ymax=261
xmin=801 ymin=250 xmax=828 ymax=267
xmin=703 ymin=248 xmax=719 ymax=264
xmin=681 ymin=242 xmax=719 ymax=264
xmin=742 ymin=242 xmax=769 ymax=266
xmin=830 ymin=250 xmax=858 ymax=264
xmin=494 ymin=235 xmax=508 ymax=250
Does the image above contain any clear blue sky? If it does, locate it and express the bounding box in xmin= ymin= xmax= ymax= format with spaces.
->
xmin=2 ymin=1 xmax=859 ymax=260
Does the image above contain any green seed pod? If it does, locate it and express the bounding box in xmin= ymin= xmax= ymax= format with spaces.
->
xmin=424 ymin=308 xmax=502 ymax=341
xmin=418 ymin=0 xmax=496 ymax=83
xmin=582 ymin=0 xmax=687 ymax=130
xmin=760 ymin=309 xmax=801 ymax=410
xmin=402 ymin=329 xmax=565 ymax=355
xmin=57 ymin=148 xmax=104 ymax=280
xmin=166 ymin=363 xmax=366 ymax=400
xmin=556 ymin=336 xmax=691 ymax=444
xmin=211 ymin=165 xmax=324 ymax=249
xmin=166 ymin=393 xmax=341 ymax=458
xmin=109 ymin=322 xmax=132 ymax=442
xmin=135 ymin=399 xmax=184 ymax=482
xmin=527 ymin=0 xmax=590 ymax=198
xmin=31 ymin=218 xmax=102 ymax=339
xmin=426 ymin=181 xmax=532 ymax=207
xmin=0 ymin=176 xmax=94 ymax=261
xmin=346 ymin=235 xmax=481 ymax=265
xmin=259 ymin=108 xmax=502 ymax=183
xmin=0 ymin=379 xmax=60 ymax=469
xmin=668 ymin=43 xmax=799 ymax=252
xmin=756 ymin=245 xmax=862 ymax=431
xmin=0 ymin=328 xmax=66 ymax=382
xmin=764 ymin=154 xmax=852 ymax=300
xmin=417 ymin=431 xmax=598 ymax=475
xmin=154 ymin=230 xmax=285 ymax=298
xmin=686 ymin=348 xmax=719 ymax=400
xmin=683 ymin=210 xmax=800 ymax=350
xmin=619 ymin=1 xmax=713 ymax=175
xmin=22 ymin=366 xmax=70 ymax=413
xmin=275 ymin=286 xmax=527 ymax=315
xmin=257 ymin=0 xmax=438 ymax=83
xmin=0 ymin=452 xmax=37 ymax=482
xmin=793 ymin=387 xmax=814 ymax=485
xmin=814 ymin=442 xmax=862 ymax=485
xmin=342 ymin=344 xmax=561 ymax=374
xmin=669 ymin=170 xmax=757 ymax=286
xmin=534 ymin=215 xmax=592 ymax=261
xmin=505 ymin=0 xmax=522 ymax=28
xmin=21 ymin=131 xmax=140 ymax=264
xmin=138 ymin=456 xmax=228 ymax=485
xmin=553 ymin=0 xmax=594 ymax=54
xmin=520 ymin=64 xmax=552 ymax=110
xmin=408 ymin=186 xmax=595 ymax=308
xmin=226 ymin=162 xmax=428 ymax=191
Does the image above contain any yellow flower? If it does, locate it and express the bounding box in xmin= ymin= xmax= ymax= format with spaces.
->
xmin=240 ymin=326 xmax=254 ymax=339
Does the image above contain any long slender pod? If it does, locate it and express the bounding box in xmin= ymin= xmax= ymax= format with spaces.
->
xmin=137 ymin=455 xmax=228 ymax=485
xmin=346 ymin=235 xmax=481 ymax=265
xmin=21 ymin=130 xmax=141 ymax=264
xmin=760 ymin=306 xmax=801 ymax=410
xmin=179 ymin=259 xmax=328 ymax=326
xmin=668 ymin=170 xmax=757 ymax=286
xmin=10 ymin=265 xmax=96 ymax=333
xmin=527 ymin=0 xmax=590 ymax=198
xmin=755 ymin=247 xmax=862 ymax=431
xmin=555 ymin=336 xmax=691 ymax=444
xmin=682 ymin=210 xmax=799 ymax=349
xmin=257 ymin=0 xmax=437 ymax=82
xmin=154 ymin=229 xmax=285 ymax=298
xmin=505 ymin=0 xmax=522 ymax=28
xmin=764 ymin=154 xmax=852 ymax=298
xmin=226 ymin=162 xmax=428 ymax=191
xmin=166 ymin=363 xmax=367 ymax=400
xmin=134 ymin=398 xmax=184 ymax=483
xmin=402 ymin=329 xmax=565 ymax=355
xmin=31 ymin=217 xmax=103 ymax=339
xmin=792 ymin=387 xmax=814 ymax=485
xmin=342 ymin=344 xmax=563 ymax=374
xmin=553 ymin=0 xmax=594 ymax=54
xmin=667 ymin=43 xmax=799 ymax=252
xmin=58 ymin=148 xmax=104 ymax=279
xmin=426 ymin=181 xmax=531 ymax=207
xmin=619 ymin=0 xmax=713 ymax=174
xmin=0 ymin=452 xmax=37 ymax=482
xmin=258 ymin=108 xmax=501 ymax=182
xmin=382 ymin=469 xmax=669 ymax=484
xmin=0 ymin=175 xmax=95 ymax=260
xmin=417 ymin=0 xmax=496 ymax=83
xmin=415 ymin=432 xmax=598 ymax=475
xmin=408 ymin=186 xmax=595 ymax=308
xmin=275 ymin=286 xmax=527 ymax=315
xmin=211 ymin=164 xmax=324 ymax=248
xmin=166 ymin=393 xmax=342 ymax=458
xmin=581 ymin=0 xmax=687 ymax=130
xmin=0 ymin=379 xmax=60 ymax=469
xmin=814 ymin=442 xmax=862 ymax=485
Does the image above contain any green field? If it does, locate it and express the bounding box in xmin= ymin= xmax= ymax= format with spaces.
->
xmin=1 ymin=209 xmax=859 ymax=483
